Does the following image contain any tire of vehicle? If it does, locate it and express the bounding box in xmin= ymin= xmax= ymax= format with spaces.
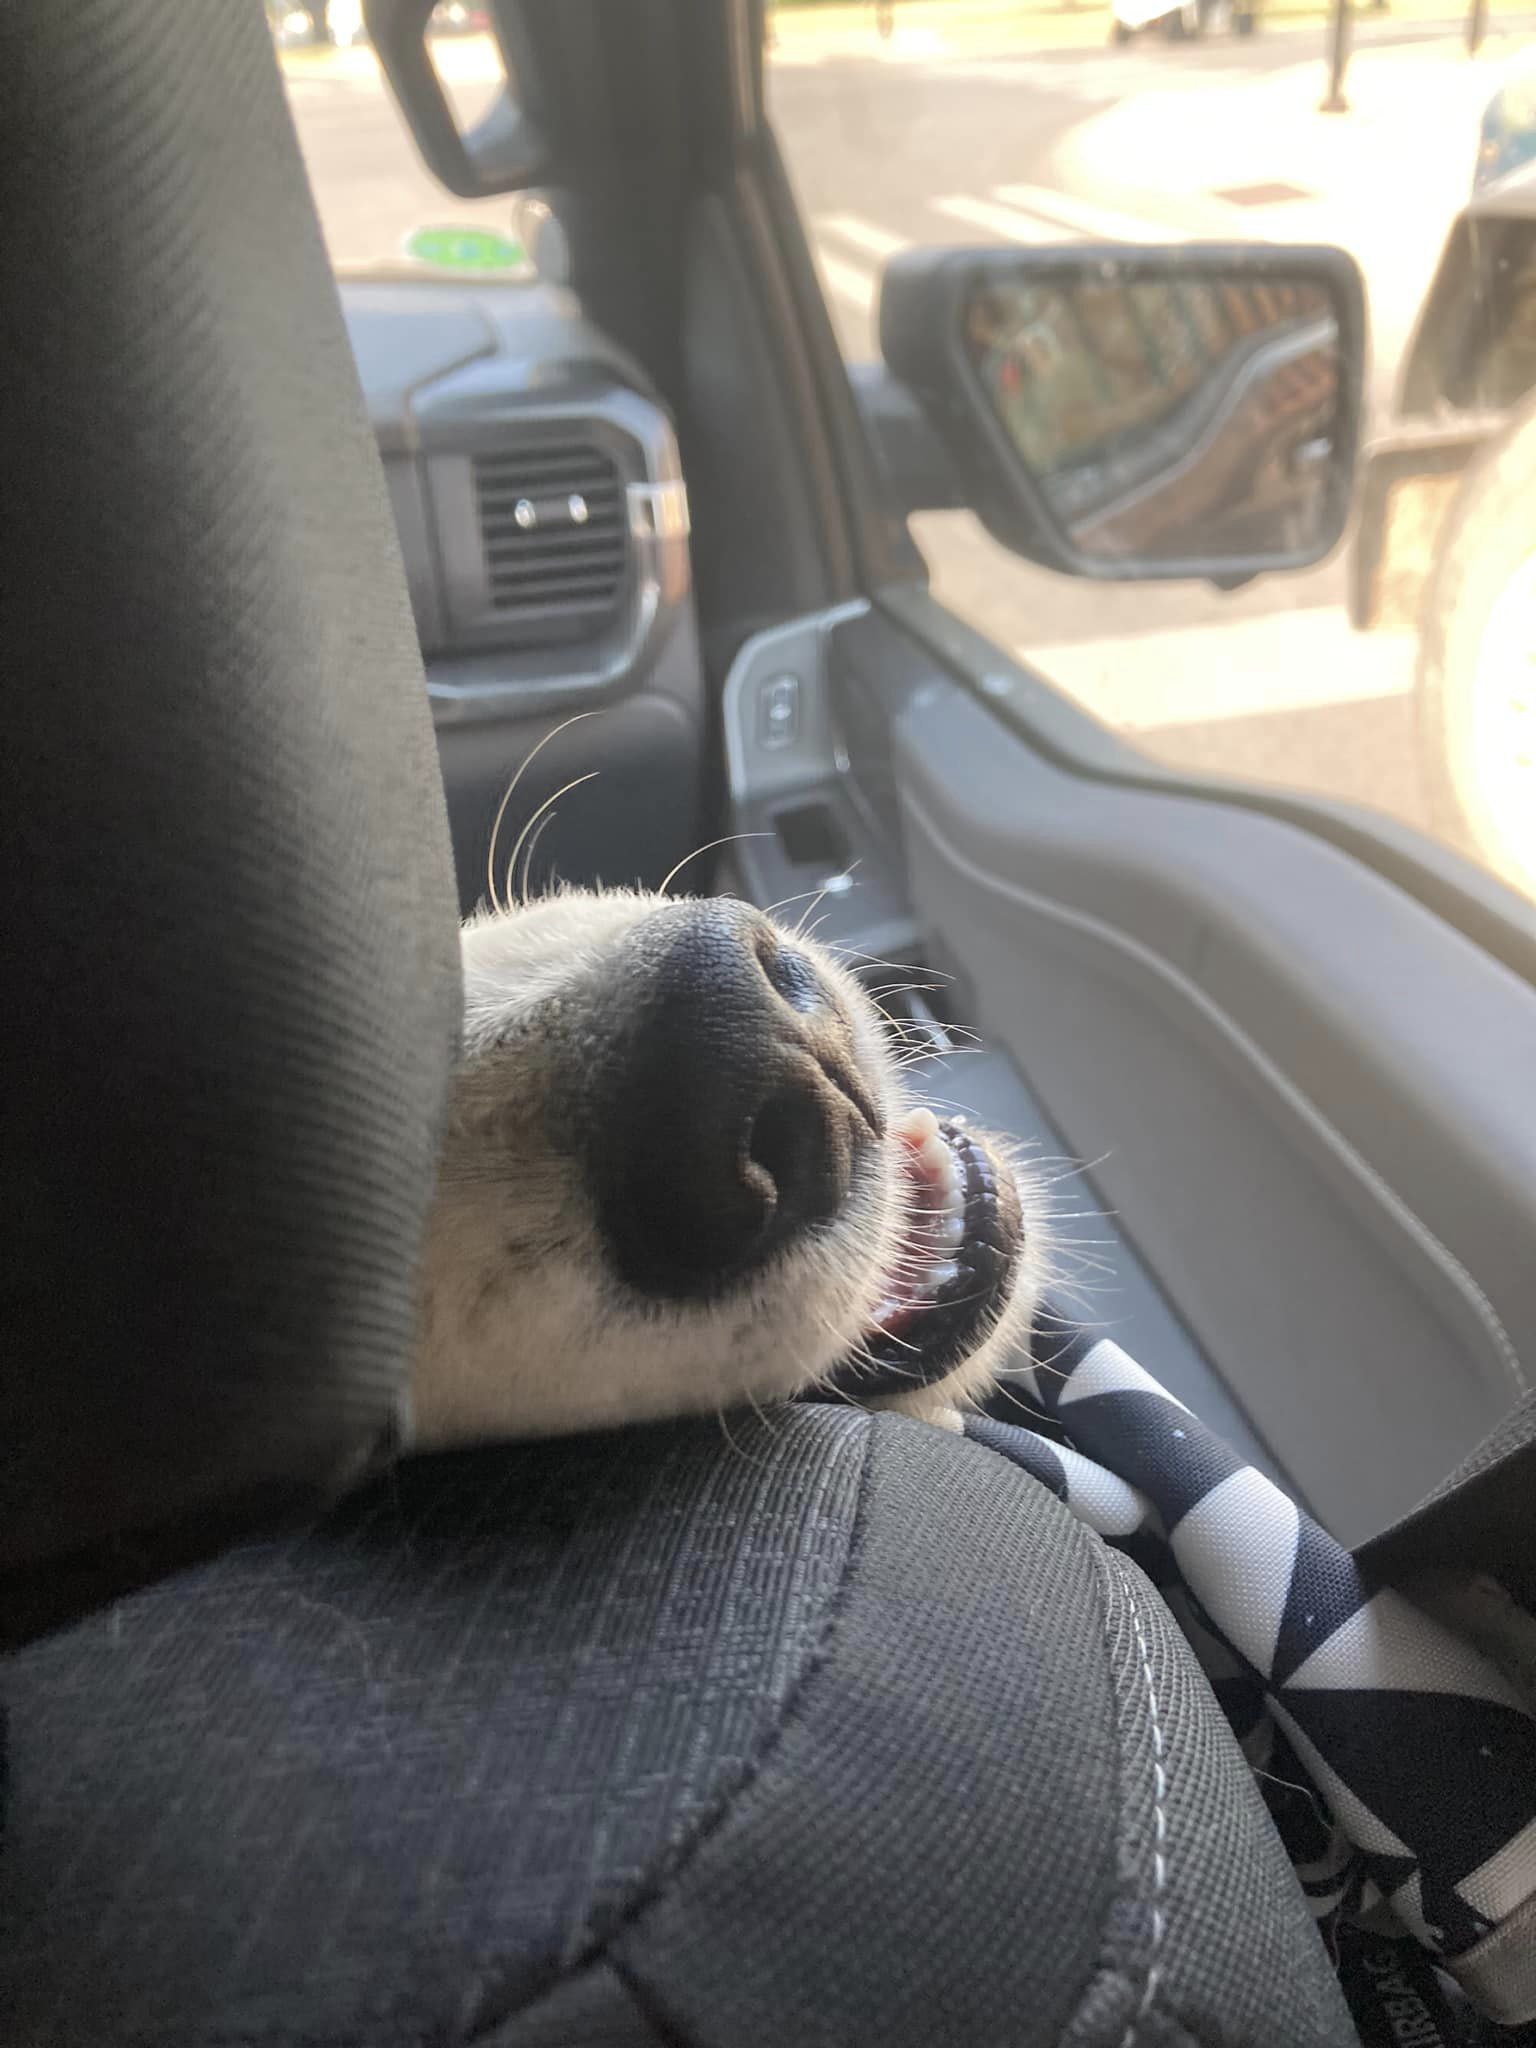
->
xmin=1417 ymin=397 xmax=1536 ymax=895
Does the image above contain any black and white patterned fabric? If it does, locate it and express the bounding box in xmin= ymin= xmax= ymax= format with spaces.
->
xmin=965 ymin=1305 xmax=1536 ymax=2037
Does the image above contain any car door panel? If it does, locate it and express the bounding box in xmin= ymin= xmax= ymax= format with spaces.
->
xmin=891 ymin=663 xmax=1534 ymax=1547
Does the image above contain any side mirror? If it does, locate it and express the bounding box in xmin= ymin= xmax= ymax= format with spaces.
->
xmin=880 ymin=243 xmax=1367 ymax=586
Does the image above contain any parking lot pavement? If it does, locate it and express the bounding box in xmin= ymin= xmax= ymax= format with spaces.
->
xmin=1054 ymin=34 xmax=1528 ymax=410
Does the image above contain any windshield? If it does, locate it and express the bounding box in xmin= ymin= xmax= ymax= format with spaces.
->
xmin=279 ymin=5 xmax=515 ymax=271
xmin=281 ymin=0 xmax=1536 ymax=901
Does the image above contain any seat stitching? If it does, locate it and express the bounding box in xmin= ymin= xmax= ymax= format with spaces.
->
xmin=1110 ymin=1556 xmax=1169 ymax=2048
xmin=1045 ymin=1517 xmax=1174 ymax=2048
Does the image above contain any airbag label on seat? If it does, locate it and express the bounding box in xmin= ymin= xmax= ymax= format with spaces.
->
xmin=1337 ymin=1920 xmax=1522 ymax=2045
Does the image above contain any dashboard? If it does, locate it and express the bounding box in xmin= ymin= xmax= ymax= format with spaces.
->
xmin=340 ymin=278 xmax=705 ymax=911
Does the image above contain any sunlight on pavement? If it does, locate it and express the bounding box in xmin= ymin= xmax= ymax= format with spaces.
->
xmin=1031 ymin=610 xmax=1415 ymax=731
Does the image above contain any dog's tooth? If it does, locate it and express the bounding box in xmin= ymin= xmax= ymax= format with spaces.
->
xmin=927 ymin=1259 xmax=961 ymax=1291
xmin=918 ymin=1133 xmax=951 ymax=1179
xmin=901 ymin=1106 xmax=941 ymax=1143
xmin=935 ymin=1212 xmax=966 ymax=1249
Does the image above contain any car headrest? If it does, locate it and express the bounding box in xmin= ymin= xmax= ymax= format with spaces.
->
xmin=1 ymin=0 xmax=462 ymax=1646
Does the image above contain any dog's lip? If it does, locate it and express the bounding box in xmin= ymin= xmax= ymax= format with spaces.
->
xmin=821 ymin=1109 xmax=1023 ymax=1399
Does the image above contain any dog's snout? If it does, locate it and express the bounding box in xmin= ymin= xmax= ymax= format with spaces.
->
xmin=590 ymin=902 xmax=882 ymax=1299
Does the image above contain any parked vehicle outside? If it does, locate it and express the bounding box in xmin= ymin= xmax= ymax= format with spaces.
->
xmin=1352 ymin=47 xmax=1536 ymax=894
xmin=1110 ymin=0 xmax=1257 ymax=45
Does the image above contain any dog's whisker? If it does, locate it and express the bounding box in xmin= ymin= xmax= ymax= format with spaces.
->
xmin=788 ymin=862 xmax=863 ymax=940
xmin=742 ymin=1383 xmax=789 ymax=1442
xmin=864 ymin=981 xmax=943 ymax=1004
xmin=796 ymin=917 xmax=840 ymax=954
xmin=792 ymin=894 xmax=834 ymax=941
xmin=988 ymin=1380 xmax=1055 ymax=1423
xmin=764 ymin=867 xmax=862 ymax=919
xmin=1040 ymin=1151 xmax=1114 ymax=1182
xmin=714 ymin=1401 xmax=765 ymax=1466
xmin=889 ymin=1091 xmax=989 ymax=1117
xmin=861 ymin=1317 xmax=922 ymax=1354
xmin=815 ymin=1376 xmax=865 ymax=1409
xmin=484 ymin=710 xmax=598 ymax=917
xmin=1050 ymin=1285 xmax=1128 ymax=1323
xmin=811 ymin=1318 xmax=859 ymax=1363
xmin=826 ymin=945 xmax=948 ymax=982
xmin=1036 ymin=1177 xmax=1109 ymax=1202
xmin=515 ymin=811 xmax=558 ymax=906
xmin=887 ymin=1030 xmax=983 ymax=1056
xmin=503 ymin=772 xmax=601 ymax=910
xmin=762 ymin=886 xmax=826 ymax=918
xmin=1056 ymin=1245 xmax=1122 ymax=1277
xmin=802 ymin=1312 xmax=891 ymax=1403
xmin=659 ymin=832 xmax=775 ymax=897
xmin=850 ymin=1355 xmax=927 ymax=1383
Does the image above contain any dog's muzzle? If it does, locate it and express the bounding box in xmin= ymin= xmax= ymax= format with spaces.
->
xmin=576 ymin=896 xmax=1024 ymax=1392
xmin=583 ymin=899 xmax=884 ymax=1300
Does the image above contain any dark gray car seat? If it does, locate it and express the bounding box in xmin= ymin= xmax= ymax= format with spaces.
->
xmin=0 ymin=4 xmax=1355 ymax=2041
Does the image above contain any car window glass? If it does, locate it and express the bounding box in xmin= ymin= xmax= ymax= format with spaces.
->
xmin=278 ymin=1 xmax=1535 ymax=900
xmin=765 ymin=1 xmax=1532 ymax=899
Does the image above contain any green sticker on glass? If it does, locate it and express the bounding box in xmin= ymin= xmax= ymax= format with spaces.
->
xmin=404 ymin=225 xmax=527 ymax=274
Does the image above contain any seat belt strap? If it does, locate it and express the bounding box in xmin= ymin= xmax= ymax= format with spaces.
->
xmin=1355 ymin=1391 xmax=1536 ymax=1612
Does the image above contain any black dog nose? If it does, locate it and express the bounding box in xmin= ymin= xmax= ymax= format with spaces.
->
xmin=588 ymin=900 xmax=883 ymax=1299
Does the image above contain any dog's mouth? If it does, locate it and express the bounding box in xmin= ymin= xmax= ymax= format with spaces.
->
xmin=822 ymin=1106 xmax=1023 ymax=1401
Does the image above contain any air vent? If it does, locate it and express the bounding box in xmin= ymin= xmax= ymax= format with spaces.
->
xmin=473 ymin=442 xmax=628 ymax=642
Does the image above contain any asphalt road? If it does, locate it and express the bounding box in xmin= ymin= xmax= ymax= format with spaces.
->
xmin=284 ymin=20 xmax=1506 ymax=850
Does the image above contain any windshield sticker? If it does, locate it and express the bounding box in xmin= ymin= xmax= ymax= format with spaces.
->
xmin=403 ymin=225 xmax=528 ymax=275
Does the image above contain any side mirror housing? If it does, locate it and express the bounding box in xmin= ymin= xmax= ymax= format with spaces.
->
xmin=879 ymin=242 xmax=1367 ymax=586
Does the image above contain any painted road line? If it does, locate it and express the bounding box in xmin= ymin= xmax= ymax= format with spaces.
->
xmin=771 ymin=26 xmax=954 ymax=66
xmin=993 ymin=182 xmax=1167 ymax=243
xmin=816 ymin=251 xmax=879 ymax=313
xmin=940 ymin=57 xmax=1215 ymax=96
xmin=932 ymin=194 xmax=1069 ymax=243
xmin=818 ymin=214 xmax=909 ymax=262
xmin=1021 ymin=610 xmax=1414 ymax=732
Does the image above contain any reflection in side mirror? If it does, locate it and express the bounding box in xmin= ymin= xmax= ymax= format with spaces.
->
xmin=966 ymin=272 xmax=1339 ymax=564
xmin=880 ymin=244 xmax=1366 ymax=587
